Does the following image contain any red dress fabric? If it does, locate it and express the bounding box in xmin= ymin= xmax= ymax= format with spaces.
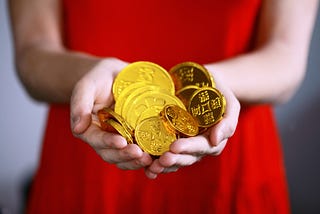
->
xmin=27 ymin=0 xmax=290 ymax=213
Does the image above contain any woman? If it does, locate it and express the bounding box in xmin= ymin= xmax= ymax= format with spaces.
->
xmin=9 ymin=0 xmax=318 ymax=213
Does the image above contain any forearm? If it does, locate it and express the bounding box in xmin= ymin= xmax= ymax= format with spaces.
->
xmin=206 ymin=41 xmax=307 ymax=104
xmin=207 ymin=0 xmax=318 ymax=105
xmin=15 ymin=46 xmax=101 ymax=103
xmin=9 ymin=0 xmax=101 ymax=103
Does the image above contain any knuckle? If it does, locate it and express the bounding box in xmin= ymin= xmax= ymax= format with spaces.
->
xmin=159 ymin=153 xmax=176 ymax=167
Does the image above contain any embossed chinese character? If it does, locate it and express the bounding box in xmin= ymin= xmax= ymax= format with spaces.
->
xmin=198 ymin=91 xmax=210 ymax=103
xmin=137 ymin=67 xmax=154 ymax=82
xmin=178 ymin=67 xmax=194 ymax=82
xmin=203 ymin=112 xmax=215 ymax=125
xmin=210 ymin=97 xmax=221 ymax=110
xmin=190 ymin=104 xmax=202 ymax=116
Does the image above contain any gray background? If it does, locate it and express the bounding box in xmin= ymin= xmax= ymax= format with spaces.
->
xmin=0 ymin=0 xmax=319 ymax=213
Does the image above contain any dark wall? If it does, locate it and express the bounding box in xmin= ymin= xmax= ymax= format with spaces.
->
xmin=275 ymin=4 xmax=320 ymax=214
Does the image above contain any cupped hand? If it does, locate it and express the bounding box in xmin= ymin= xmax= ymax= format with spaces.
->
xmin=145 ymin=67 xmax=240 ymax=179
xmin=70 ymin=58 xmax=153 ymax=170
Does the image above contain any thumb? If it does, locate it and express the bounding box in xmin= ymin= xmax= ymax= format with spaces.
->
xmin=70 ymin=81 xmax=95 ymax=135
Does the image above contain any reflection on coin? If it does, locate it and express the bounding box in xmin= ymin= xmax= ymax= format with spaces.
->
xmin=113 ymin=61 xmax=175 ymax=100
xmin=120 ymin=85 xmax=162 ymax=118
xmin=103 ymin=119 xmax=134 ymax=144
xmin=114 ymin=82 xmax=150 ymax=116
xmin=123 ymin=91 xmax=186 ymax=129
xmin=97 ymin=110 xmax=118 ymax=133
xmin=188 ymin=87 xmax=225 ymax=128
xmin=135 ymin=116 xmax=177 ymax=156
xmin=161 ymin=105 xmax=199 ymax=137
xmin=97 ymin=107 xmax=134 ymax=136
xmin=169 ymin=62 xmax=215 ymax=91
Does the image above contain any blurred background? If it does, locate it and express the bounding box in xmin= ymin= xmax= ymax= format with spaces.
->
xmin=0 ymin=1 xmax=319 ymax=213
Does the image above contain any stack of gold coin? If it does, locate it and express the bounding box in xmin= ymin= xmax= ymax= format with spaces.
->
xmin=98 ymin=61 xmax=225 ymax=156
xmin=113 ymin=61 xmax=185 ymax=129
xmin=99 ymin=61 xmax=196 ymax=156
xmin=97 ymin=107 xmax=134 ymax=144
xmin=169 ymin=62 xmax=226 ymax=128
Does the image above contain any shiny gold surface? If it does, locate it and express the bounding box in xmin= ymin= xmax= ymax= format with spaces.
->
xmin=117 ymin=84 xmax=162 ymax=117
xmin=161 ymin=105 xmax=199 ymax=137
xmin=114 ymin=82 xmax=150 ymax=116
xmin=98 ymin=61 xmax=226 ymax=156
xmin=188 ymin=87 xmax=225 ymax=127
xmin=97 ymin=107 xmax=134 ymax=136
xmin=123 ymin=91 xmax=186 ymax=129
xmin=104 ymin=119 xmax=134 ymax=144
xmin=169 ymin=62 xmax=215 ymax=91
xmin=113 ymin=61 xmax=175 ymax=100
xmin=135 ymin=116 xmax=177 ymax=156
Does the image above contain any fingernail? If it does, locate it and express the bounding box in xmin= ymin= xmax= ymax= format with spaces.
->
xmin=71 ymin=116 xmax=80 ymax=130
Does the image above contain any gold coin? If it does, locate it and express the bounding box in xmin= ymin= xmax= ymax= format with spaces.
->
xmin=107 ymin=119 xmax=134 ymax=144
xmin=97 ymin=109 xmax=116 ymax=133
xmin=161 ymin=105 xmax=199 ymax=137
xmin=119 ymin=85 xmax=163 ymax=117
xmin=123 ymin=91 xmax=186 ymax=129
xmin=113 ymin=61 xmax=175 ymax=101
xmin=101 ymin=118 xmax=134 ymax=144
xmin=175 ymin=85 xmax=200 ymax=108
xmin=115 ymin=83 xmax=161 ymax=117
xmin=97 ymin=107 xmax=134 ymax=136
xmin=169 ymin=62 xmax=215 ymax=91
xmin=135 ymin=116 xmax=177 ymax=156
xmin=188 ymin=87 xmax=225 ymax=128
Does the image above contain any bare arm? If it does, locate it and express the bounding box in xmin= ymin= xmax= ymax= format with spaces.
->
xmin=9 ymin=0 xmax=104 ymax=103
xmin=206 ymin=0 xmax=319 ymax=104
xmin=9 ymin=0 xmax=153 ymax=170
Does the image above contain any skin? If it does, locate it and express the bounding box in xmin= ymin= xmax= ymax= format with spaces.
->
xmin=9 ymin=0 xmax=319 ymax=179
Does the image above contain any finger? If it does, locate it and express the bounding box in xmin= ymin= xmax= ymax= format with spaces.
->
xmin=70 ymin=80 xmax=96 ymax=134
xmin=170 ymin=136 xmax=211 ymax=155
xmin=204 ymin=67 xmax=240 ymax=146
xmin=146 ymin=153 xmax=200 ymax=178
xmin=159 ymin=152 xmax=202 ymax=168
xmin=98 ymin=143 xmax=145 ymax=164
xmin=170 ymin=136 xmax=227 ymax=156
xmin=144 ymin=168 xmax=158 ymax=179
xmin=145 ymin=159 xmax=165 ymax=175
xmin=80 ymin=122 xmax=127 ymax=150
xmin=209 ymin=91 xmax=240 ymax=146
xmin=146 ymin=152 xmax=200 ymax=175
xmin=116 ymin=152 xmax=153 ymax=170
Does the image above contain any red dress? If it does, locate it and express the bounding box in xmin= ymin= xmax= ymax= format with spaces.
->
xmin=27 ymin=0 xmax=290 ymax=213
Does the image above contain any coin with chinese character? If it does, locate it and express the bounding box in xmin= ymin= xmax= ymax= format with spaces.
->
xmin=188 ymin=87 xmax=225 ymax=128
xmin=113 ymin=61 xmax=175 ymax=100
xmin=135 ymin=116 xmax=177 ymax=156
xmin=169 ymin=62 xmax=215 ymax=91
xmin=161 ymin=105 xmax=199 ymax=137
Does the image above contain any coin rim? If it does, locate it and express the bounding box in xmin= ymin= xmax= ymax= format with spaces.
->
xmin=188 ymin=87 xmax=226 ymax=128
xmin=163 ymin=104 xmax=199 ymax=137
xmin=168 ymin=61 xmax=215 ymax=90
xmin=113 ymin=61 xmax=175 ymax=100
